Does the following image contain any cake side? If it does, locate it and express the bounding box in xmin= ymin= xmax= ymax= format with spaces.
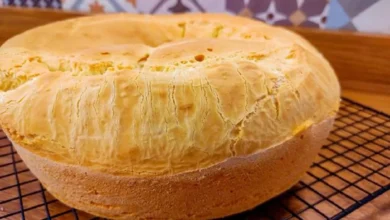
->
xmin=10 ymin=117 xmax=334 ymax=219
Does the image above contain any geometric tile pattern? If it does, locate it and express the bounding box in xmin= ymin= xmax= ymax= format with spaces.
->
xmin=338 ymin=0 xmax=379 ymax=18
xmin=62 ymin=0 xmax=137 ymax=13
xmin=348 ymin=0 xmax=390 ymax=34
xmin=0 ymin=0 xmax=389 ymax=33
xmin=136 ymin=0 xmax=226 ymax=14
xmin=326 ymin=0 xmax=353 ymax=30
xmin=326 ymin=0 xmax=390 ymax=33
xmin=1 ymin=0 xmax=329 ymax=28
xmin=3 ymin=0 xmax=61 ymax=9
xmin=225 ymin=0 xmax=329 ymax=28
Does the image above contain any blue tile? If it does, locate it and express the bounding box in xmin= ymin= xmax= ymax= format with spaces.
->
xmin=326 ymin=0 xmax=351 ymax=29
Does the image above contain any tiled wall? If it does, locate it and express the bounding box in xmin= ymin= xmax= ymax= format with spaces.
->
xmin=2 ymin=0 xmax=389 ymax=34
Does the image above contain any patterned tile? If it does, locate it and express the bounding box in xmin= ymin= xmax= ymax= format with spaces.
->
xmin=307 ymin=3 xmax=329 ymax=29
xmin=247 ymin=0 xmax=272 ymax=14
xmin=351 ymin=0 xmax=390 ymax=33
xmin=301 ymin=0 xmax=328 ymax=16
xmin=275 ymin=0 xmax=297 ymax=15
xmin=289 ymin=10 xmax=306 ymax=26
xmin=226 ymin=0 xmax=273 ymax=20
xmin=339 ymin=0 xmax=378 ymax=17
xmin=62 ymin=0 xmax=136 ymax=13
xmin=255 ymin=1 xmax=287 ymax=25
xmin=0 ymin=0 xmax=389 ymax=33
xmin=3 ymin=0 xmax=61 ymax=8
xmin=327 ymin=0 xmax=390 ymax=33
xmin=282 ymin=0 xmax=331 ymax=28
xmin=326 ymin=0 xmax=350 ymax=29
xmin=226 ymin=0 xmax=329 ymax=28
xmin=137 ymin=0 xmax=225 ymax=14
xmin=225 ymin=0 xmax=246 ymax=14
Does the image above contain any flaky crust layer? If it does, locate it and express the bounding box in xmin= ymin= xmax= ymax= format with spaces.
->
xmin=0 ymin=14 xmax=340 ymax=176
xmin=11 ymin=118 xmax=333 ymax=219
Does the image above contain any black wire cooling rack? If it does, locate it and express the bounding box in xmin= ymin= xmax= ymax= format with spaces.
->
xmin=0 ymin=97 xmax=389 ymax=220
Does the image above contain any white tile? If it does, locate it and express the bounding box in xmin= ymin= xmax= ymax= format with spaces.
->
xmin=197 ymin=0 xmax=226 ymax=12
xmin=352 ymin=0 xmax=390 ymax=33
xmin=137 ymin=0 xmax=173 ymax=14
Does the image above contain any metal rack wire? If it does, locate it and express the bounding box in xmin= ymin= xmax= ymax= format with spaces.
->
xmin=0 ymin=98 xmax=389 ymax=220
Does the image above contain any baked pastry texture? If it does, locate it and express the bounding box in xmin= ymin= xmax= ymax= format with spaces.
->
xmin=0 ymin=13 xmax=340 ymax=219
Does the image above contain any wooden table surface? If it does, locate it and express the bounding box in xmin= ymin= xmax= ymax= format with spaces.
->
xmin=0 ymin=7 xmax=389 ymax=220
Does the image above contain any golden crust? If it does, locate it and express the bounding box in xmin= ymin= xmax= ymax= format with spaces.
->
xmin=0 ymin=13 xmax=340 ymax=176
xmin=12 ymin=117 xmax=334 ymax=219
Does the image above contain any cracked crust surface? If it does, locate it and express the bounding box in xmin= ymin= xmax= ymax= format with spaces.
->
xmin=0 ymin=13 xmax=340 ymax=177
